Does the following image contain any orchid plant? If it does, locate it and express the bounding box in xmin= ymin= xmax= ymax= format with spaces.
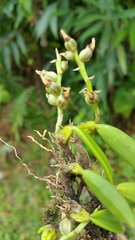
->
xmin=35 ymin=30 xmax=135 ymax=240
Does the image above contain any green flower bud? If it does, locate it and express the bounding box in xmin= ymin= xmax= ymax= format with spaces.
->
xmin=62 ymin=87 xmax=70 ymax=99
xmin=64 ymin=38 xmax=77 ymax=52
xmin=38 ymin=225 xmax=56 ymax=240
xmin=57 ymin=95 xmax=69 ymax=109
xmin=70 ymin=207 xmax=90 ymax=223
xmin=67 ymin=163 xmax=83 ymax=175
xmin=60 ymin=29 xmax=77 ymax=52
xmin=79 ymin=45 xmax=93 ymax=62
xmin=59 ymin=125 xmax=73 ymax=144
xmin=59 ymin=218 xmax=72 ymax=235
xmin=61 ymin=61 xmax=68 ymax=72
xmin=36 ymin=70 xmax=58 ymax=83
xmin=78 ymin=121 xmax=95 ymax=135
xmin=81 ymin=88 xmax=100 ymax=106
xmin=47 ymin=94 xmax=57 ymax=106
xmin=46 ymin=82 xmax=61 ymax=95
xmin=61 ymin=51 xmax=74 ymax=61
xmin=57 ymin=87 xmax=70 ymax=109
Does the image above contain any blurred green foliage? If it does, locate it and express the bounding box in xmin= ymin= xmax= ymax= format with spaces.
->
xmin=0 ymin=138 xmax=52 ymax=240
xmin=1 ymin=0 xmax=135 ymax=135
xmin=0 ymin=0 xmax=135 ymax=239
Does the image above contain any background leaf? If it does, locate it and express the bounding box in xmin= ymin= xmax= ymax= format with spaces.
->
xmin=116 ymin=44 xmax=127 ymax=75
xmin=34 ymin=2 xmax=58 ymax=39
xmin=113 ymin=86 xmax=135 ymax=118
xmin=10 ymin=41 xmax=20 ymax=66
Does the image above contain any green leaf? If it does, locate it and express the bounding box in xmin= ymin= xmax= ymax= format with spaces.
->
xmin=14 ymin=4 xmax=25 ymax=29
xmin=90 ymin=209 xmax=123 ymax=234
xmin=95 ymin=124 xmax=135 ymax=170
xmin=99 ymin=24 xmax=112 ymax=55
xmin=18 ymin=0 xmax=32 ymax=15
xmin=0 ymin=85 xmax=11 ymax=103
xmin=71 ymin=126 xmax=113 ymax=184
xmin=106 ymin=51 xmax=116 ymax=85
xmin=49 ymin=7 xmax=58 ymax=39
xmin=16 ymin=34 xmax=27 ymax=55
xmin=2 ymin=45 xmax=11 ymax=71
xmin=82 ymin=169 xmax=135 ymax=228
xmin=116 ymin=44 xmax=127 ymax=75
xmin=113 ymin=86 xmax=135 ymax=118
xmin=9 ymin=87 xmax=34 ymax=138
xmin=74 ymin=14 xmax=104 ymax=32
xmin=34 ymin=2 xmax=58 ymax=39
xmin=82 ymin=0 xmax=100 ymax=8
xmin=111 ymin=26 xmax=128 ymax=49
xmin=10 ymin=41 xmax=20 ymax=66
xmin=116 ymin=182 xmax=135 ymax=203
xmin=2 ymin=2 xmax=14 ymax=18
xmin=78 ymin=22 xmax=104 ymax=43
xmin=61 ymin=11 xmax=75 ymax=34
xmin=129 ymin=21 xmax=135 ymax=52
xmin=116 ymin=9 xmax=135 ymax=19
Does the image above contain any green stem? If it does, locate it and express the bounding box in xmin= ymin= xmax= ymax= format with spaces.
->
xmin=73 ymin=50 xmax=93 ymax=92
xmin=55 ymin=48 xmax=63 ymax=87
xmin=93 ymin=105 xmax=100 ymax=123
xmin=55 ymin=107 xmax=64 ymax=132
xmin=55 ymin=48 xmax=64 ymax=132
xmin=73 ymin=50 xmax=100 ymax=122
xmin=59 ymin=222 xmax=88 ymax=240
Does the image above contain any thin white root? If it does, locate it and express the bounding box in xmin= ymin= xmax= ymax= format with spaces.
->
xmin=0 ymin=138 xmax=47 ymax=181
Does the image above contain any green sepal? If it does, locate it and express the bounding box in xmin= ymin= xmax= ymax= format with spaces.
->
xmin=116 ymin=182 xmax=135 ymax=203
xmin=90 ymin=209 xmax=123 ymax=234
xmin=71 ymin=126 xmax=113 ymax=184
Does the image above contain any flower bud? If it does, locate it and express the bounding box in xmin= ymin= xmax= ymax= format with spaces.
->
xmin=62 ymin=87 xmax=70 ymax=99
xmin=59 ymin=218 xmax=72 ymax=235
xmin=36 ymin=70 xmax=58 ymax=83
xmin=60 ymin=51 xmax=74 ymax=61
xmin=81 ymin=88 xmax=100 ymax=106
xmin=56 ymin=87 xmax=70 ymax=109
xmin=61 ymin=61 xmax=68 ymax=72
xmin=58 ymin=125 xmax=73 ymax=144
xmin=46 ymin=82 xmax=61 ymax=95
xmin=37 ymin=225 xmax=56 ymax=240
xmin=65 ymin=38 xmax=77 ymax=52
xmin=60 ymin=30 xmax=77 ymax=52
xmin=46 ymin=94 xmax=57 ymax=106
xmin=70 ymin=206 xmax=90 ymax=222
xmin=79 ymin=45 xmax=93 ymax=62
xmin=57 ymin=95 xmax=69 ymax=109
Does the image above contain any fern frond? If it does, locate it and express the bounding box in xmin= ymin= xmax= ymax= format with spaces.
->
xmin=9 ymin=86 xmax=34 ymax=139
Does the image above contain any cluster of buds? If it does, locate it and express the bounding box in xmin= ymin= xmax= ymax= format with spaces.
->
xmin=80 ymin=88 xmax=101 ymax=106
xmin=36 ymin=69 xmax=70 ymax=110
xmin=60 ymin=29 xmax=95 ymax=63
